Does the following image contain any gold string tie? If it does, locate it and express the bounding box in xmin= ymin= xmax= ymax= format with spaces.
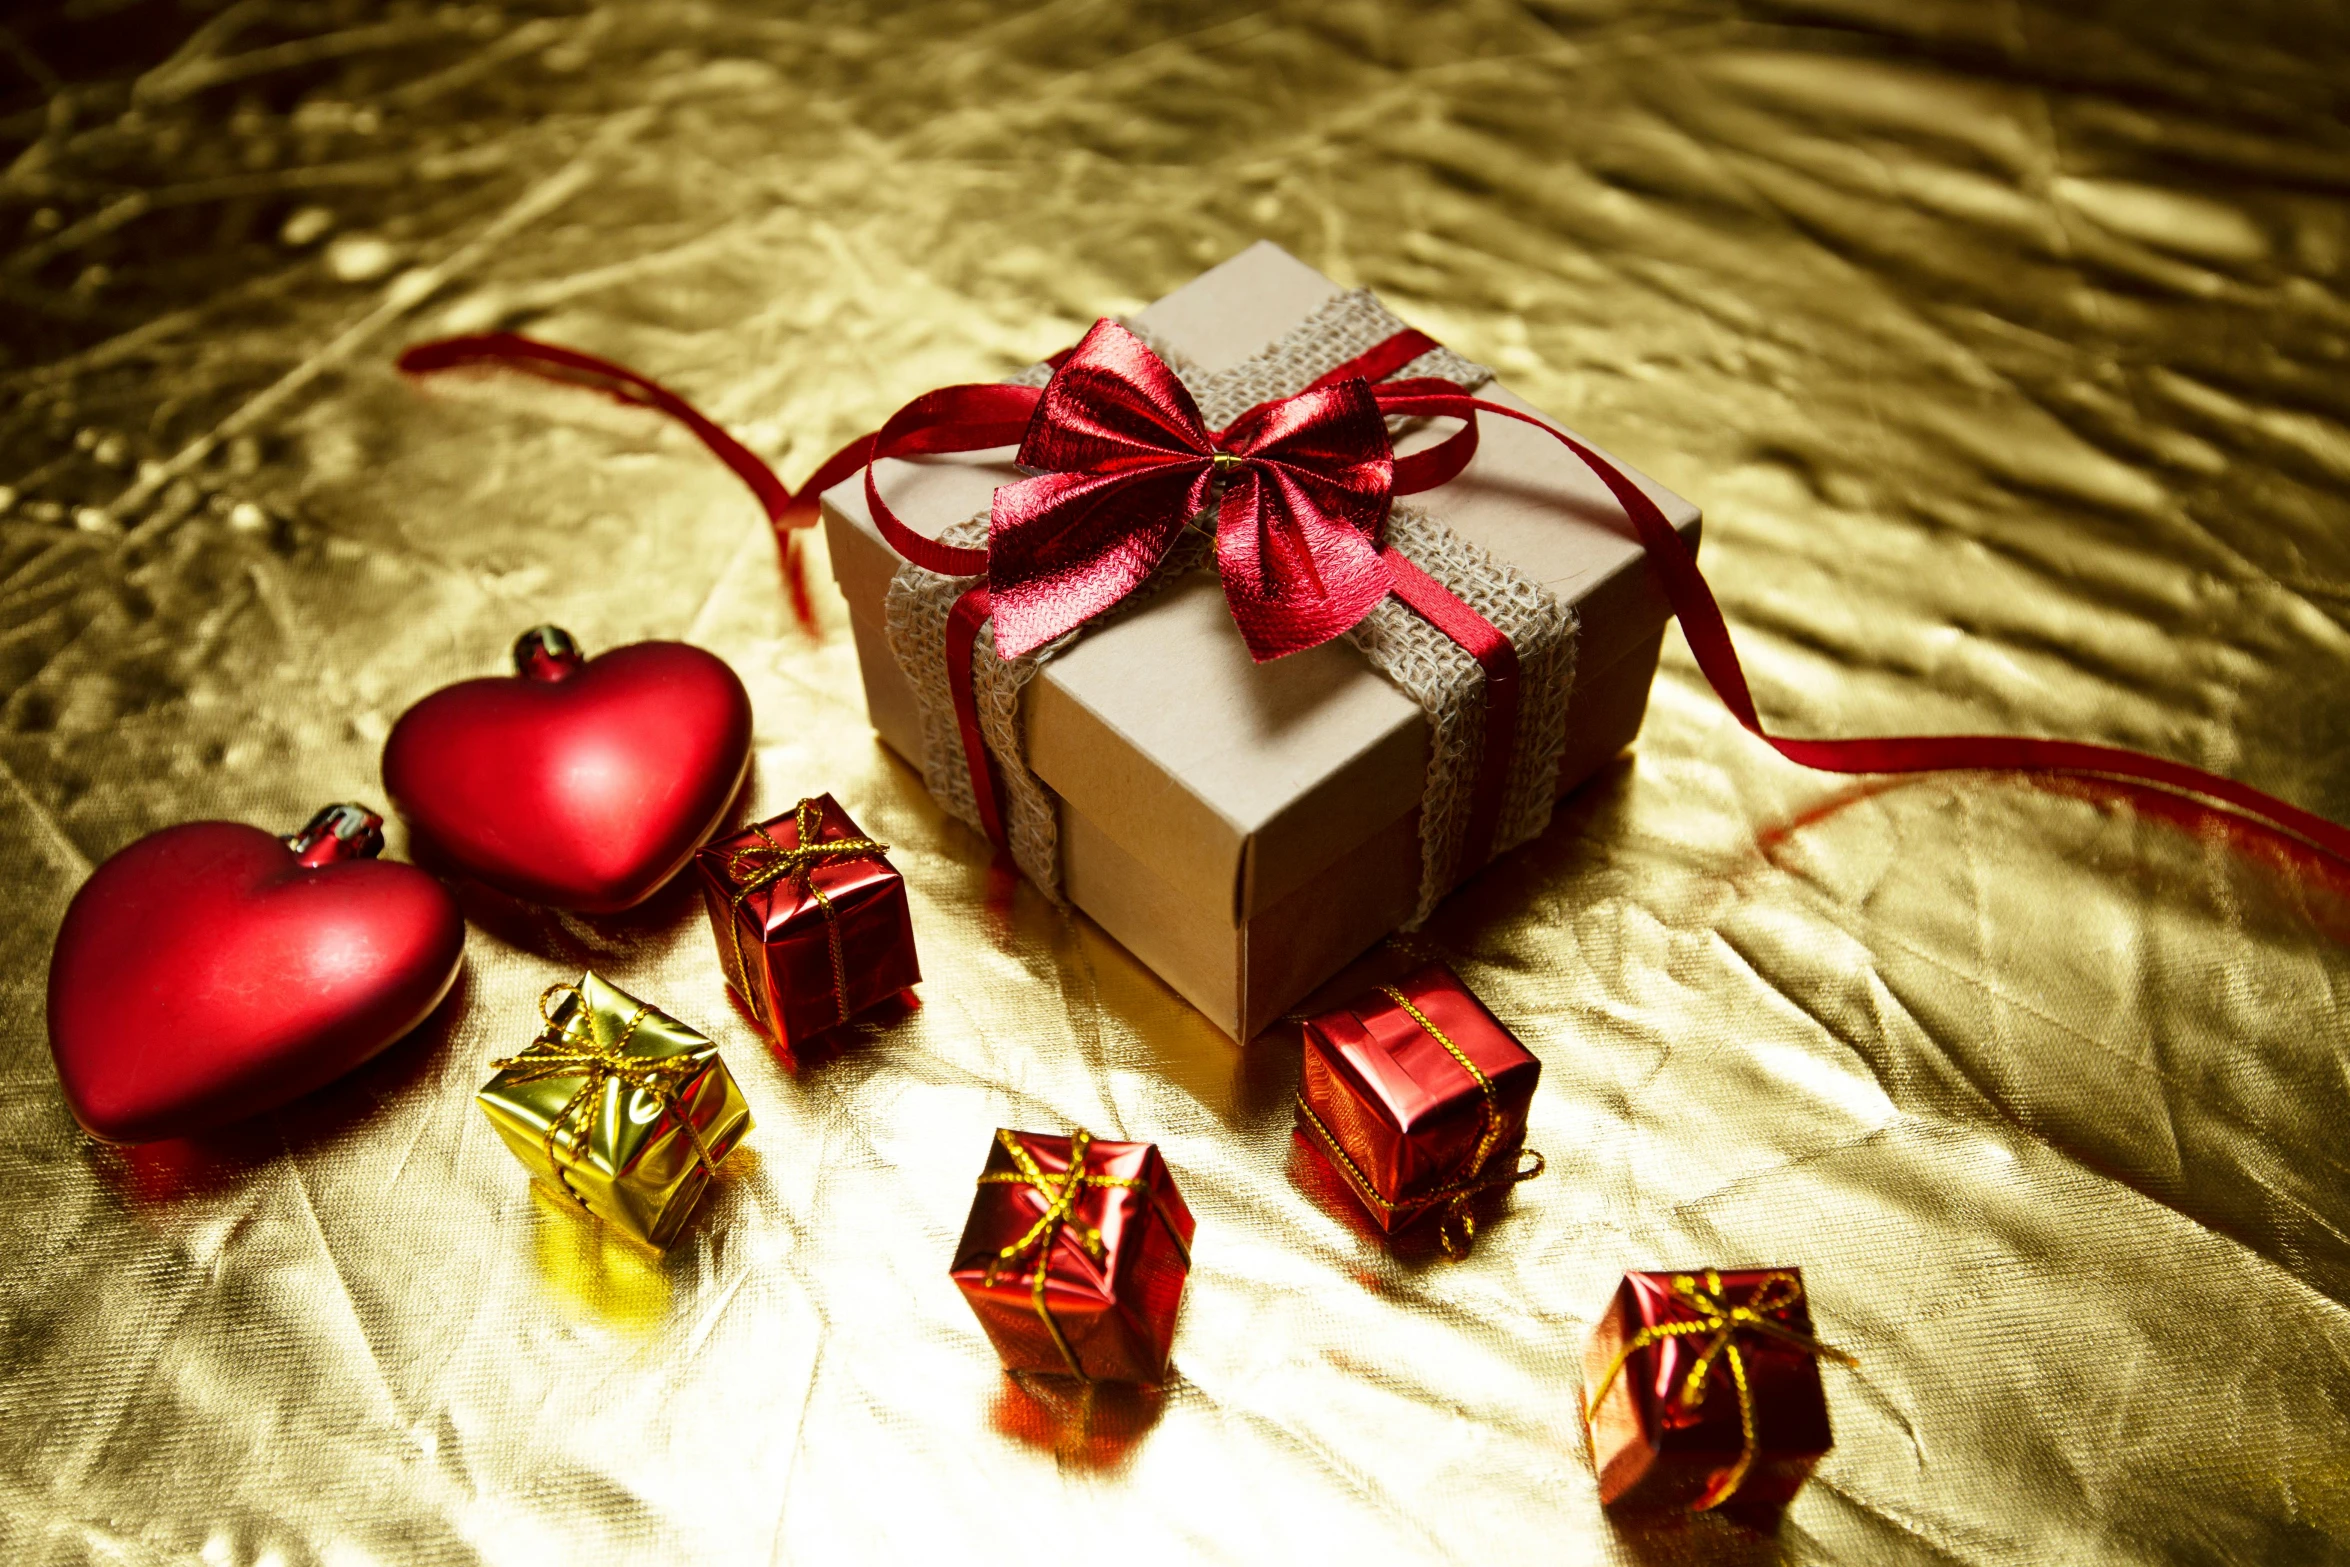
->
xmin=1582 ymin=1269 xmax=1856 ymax=1511
xmin=721 ymin=797 xmax=888 ymax=1033
xmin=1294 ymin=984 xmax=1545 ymax=1259
xmin=490 ymin=983 xmax=724 ymax=1201
xmin=975 ymin=1128 xmax=1148 ymax=1381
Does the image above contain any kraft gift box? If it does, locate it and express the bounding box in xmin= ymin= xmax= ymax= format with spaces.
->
xmin=823 ymin=242 xmax=1701 ymax=1037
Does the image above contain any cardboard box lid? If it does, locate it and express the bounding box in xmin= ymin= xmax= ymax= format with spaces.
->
xmin=823 ymin=242 xmax=1701 ymax=923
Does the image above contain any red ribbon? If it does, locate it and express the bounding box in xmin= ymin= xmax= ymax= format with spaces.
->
xmin=395 ymin=334 xmax=829 ymax=633
xmin=397 ymin=323 xmax=2350 ymax=878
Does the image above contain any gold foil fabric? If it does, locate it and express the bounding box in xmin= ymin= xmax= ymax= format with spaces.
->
xmin=2 ymin=4 xmax=2346 ymax=1564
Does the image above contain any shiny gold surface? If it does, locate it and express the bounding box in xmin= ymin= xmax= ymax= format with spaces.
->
xmin=3 ymin=4 xmax=2347 ymax=1562
xmin=476 ymin=971 xmax=752 ymax=1249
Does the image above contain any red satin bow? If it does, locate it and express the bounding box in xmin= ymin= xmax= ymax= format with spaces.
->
xmin=990 ymin=319 xmax=1396 ymax=662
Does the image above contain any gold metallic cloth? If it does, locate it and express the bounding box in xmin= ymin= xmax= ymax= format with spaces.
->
xmin=2 ymin=4 xmax=2346 ymax=1563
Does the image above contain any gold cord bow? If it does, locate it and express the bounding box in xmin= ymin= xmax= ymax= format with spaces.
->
xmin=977 ymin=1128 xmax=1150 ymax=1381
xmin=489 ymin=983 xmax=723 ymax=1203
xmin=721 ymin=798 xmax=888 ymax=1035
xmin=1583 ymin=1270 xmax=1856 ymax=1511
xmin=1294 ymin=984 xmax=1545 ymax=1259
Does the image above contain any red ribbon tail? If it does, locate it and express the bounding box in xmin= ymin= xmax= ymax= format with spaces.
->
xmin=1409 ymin=391 xmax=2350 ymax=871
xmin=399 ymin=331 xmax=847 ymax=639
xmin=785 ymin=433 xmax=883 ymax=533
xmin=780 ymin=530 xmax=814 ymax=634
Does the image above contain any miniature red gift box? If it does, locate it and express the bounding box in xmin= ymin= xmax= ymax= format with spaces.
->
xmin=695 ymin=795 xmax=919 ymax=1049
xmin=1583 ymin=1268 xmax=1853 ymax=1529
xmin=950 ymin=1128 xmax=1196 ymax=1383
xmin=1292 ymin=963 xmax=1544 ymax=1256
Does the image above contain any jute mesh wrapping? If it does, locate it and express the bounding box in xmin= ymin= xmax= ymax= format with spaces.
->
xmin=882 ymin=514 xmax=1064 ymax=895
xmin=1357 ymin=505 xmax=1577 ymax=921
xmin=885 ymin=515 xmax=1211 ymax=899
xmin=883 ymin=288 xmax=1578 ymax=922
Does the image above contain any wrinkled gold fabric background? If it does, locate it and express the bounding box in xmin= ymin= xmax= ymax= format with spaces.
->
xmin=3 ymin=3 xmax=2347 ymax=1563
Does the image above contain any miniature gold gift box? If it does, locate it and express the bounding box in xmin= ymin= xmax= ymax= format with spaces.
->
xmin=475 ymin=971 xmax=753 ymax=1248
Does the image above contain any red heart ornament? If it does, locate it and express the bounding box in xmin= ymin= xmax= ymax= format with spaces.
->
xmin=383 ymin=626 xmax=754 ymax=912
xmin=48 ymin=805 xmax=467 ymax=1144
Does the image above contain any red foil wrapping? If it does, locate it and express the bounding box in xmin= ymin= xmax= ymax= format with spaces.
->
xmin=949 ymin=1129 xmax=1196 ymax=1383
xmin=1293 ymin=963 xmax=1542 ymax=1251
xmin=1583 ymin=1268 xmax=1839 ymax=1530
xmin=694 ymin=795 xmax=919 ymax=1049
